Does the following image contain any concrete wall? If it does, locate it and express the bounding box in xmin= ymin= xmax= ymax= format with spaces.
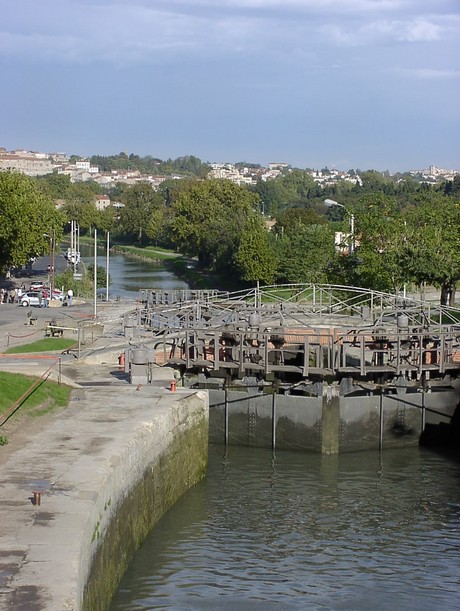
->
xmin=0 ymin=386 xmax=208 ymax=611
xmin=208 ymin=386 xmax=458 ymax=453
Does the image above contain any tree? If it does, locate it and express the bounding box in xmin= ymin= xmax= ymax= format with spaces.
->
xmin=276 ymin=207 xmax=327 ymax=235
xmin=276 ymin=224 xmax=336 ymax=284
xmin=0 ymin=171 xmax=63 ymax=272
xmin=36 ymin=172 xmax=72 ymax=200
xmin=352 ymin=195 xmax=408 ymax=293
xmin=403 ymin=195 xmax=460 ymax=305
xmin=169 ymin=179 xmax=261 ymax=272
xmin=233 ymin=215 xmax=277 ymax=284
xmin=119 ymin=182 xmax=164 ymax=243
xmin=61 ymin=182 xmax=101 ymax=234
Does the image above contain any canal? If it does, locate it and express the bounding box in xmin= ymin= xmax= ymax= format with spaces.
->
xmin=83 ymin=247 xmax=460 ymax=610
xmin=79 ymin=244 xmax=189 ymax=299
xmin=110 ymin=445 xmax=460 ymax=610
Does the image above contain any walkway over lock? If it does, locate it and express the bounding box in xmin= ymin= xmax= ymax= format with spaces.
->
xmin=131 ymin=284 xmax=460 ymax=383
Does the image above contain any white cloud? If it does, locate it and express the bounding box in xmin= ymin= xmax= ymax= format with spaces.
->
xmin=0 ymin=0 xmax=457 ymax=67
xmin=321 ymin=18 xmax=443 ymax=46
xmin=392 ymin=67 xmax=460 ymax=79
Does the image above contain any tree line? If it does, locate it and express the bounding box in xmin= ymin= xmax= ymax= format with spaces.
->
xmin=0 ymin=168 xmax=459 ymax=305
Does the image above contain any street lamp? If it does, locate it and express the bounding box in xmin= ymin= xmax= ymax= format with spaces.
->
xmin=324 ymin=199 xmax=355 ymax=254
xmin=43 ymin=230 xmax=55 ymax=296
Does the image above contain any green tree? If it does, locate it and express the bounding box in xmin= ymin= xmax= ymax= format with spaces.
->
xmin=0 ymin=171 xmax=63 ymax=272
xmin=276 ymin=224 xmax=336 ymax=284
xmin=403 ymin=195 xmax=460 ymax=305
xmin=36 ymin=173 xmax=72 ymax=200
xmin=233 ymin=215 xmax=277 ymax=284
xmin=61 ymin=182 xmax=101 ymax=234
xmin=119 ymin=182 xmax=164 ymax=243
xmin=95 ymin=206 xmax=117 ymax=235
xmin=352 ymin=195 xmax=408 ymax=293
xmin=169 ymin=179 xmax=260 ymax=271
xmin=276 ymin=207 xmax=327 ymax=235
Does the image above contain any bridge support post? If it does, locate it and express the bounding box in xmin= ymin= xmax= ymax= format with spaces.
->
xmin=321 ymin=385 xmax=340 ymax=454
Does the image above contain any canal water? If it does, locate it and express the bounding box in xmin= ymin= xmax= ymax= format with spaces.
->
xmin=110 ymin=445 xmax=460 ymax=611
xmin=84 ymin=248 xmax=459 ymax=610
xmin=80 ymin=244 xmax=189 ymax=299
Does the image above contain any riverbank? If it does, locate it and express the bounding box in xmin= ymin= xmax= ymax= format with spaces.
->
xmin=0 ymin=353 xmax=208 ymax=611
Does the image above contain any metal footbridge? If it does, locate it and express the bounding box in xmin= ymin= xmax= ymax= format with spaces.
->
xmin=128 ymin=284 xmax=460 ymax=382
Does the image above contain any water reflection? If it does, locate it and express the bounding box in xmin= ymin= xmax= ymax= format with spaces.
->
xmin=80 ymin=245 xmax=189 ymax=299
xmin=110 ymin=446 xmax=460 ymax=610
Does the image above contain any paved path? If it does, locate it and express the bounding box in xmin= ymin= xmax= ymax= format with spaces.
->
xmin=0 ymin=295 xmax=205 ymax=610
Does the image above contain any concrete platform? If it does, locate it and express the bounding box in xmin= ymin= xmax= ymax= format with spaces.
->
xmin=0 ymin=383 xmax=208 ymax=610
xmin=0 ymin=301 xmax=209 ymax=610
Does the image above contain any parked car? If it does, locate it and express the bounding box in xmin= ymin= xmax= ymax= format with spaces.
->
xmin=30 ymin=281 xmax=46 ymax=290
xmin=20 ymin=291 xmax=43 ymax=307
xmin=20 ymin=289 xmax=63 ymax=307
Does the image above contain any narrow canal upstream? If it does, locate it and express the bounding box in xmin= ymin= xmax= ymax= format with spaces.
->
xmin=86 ymin=247 xmax=459 ymax=610
xmin=80 ymin=244 xmax=189 ymax=298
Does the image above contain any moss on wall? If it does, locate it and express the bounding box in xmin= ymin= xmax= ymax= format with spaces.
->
xmin=82 ymin=413 xmax=208 ymax=611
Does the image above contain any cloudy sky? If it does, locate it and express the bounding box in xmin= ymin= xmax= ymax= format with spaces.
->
xmin=1 ymin=0 xmax=459 ymax=171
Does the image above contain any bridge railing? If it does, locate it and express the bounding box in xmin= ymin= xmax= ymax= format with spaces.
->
xmin=139 ymin=284 xmax=460 ymax=332
xmin=151 ymin=323 xmax=460 ymax=378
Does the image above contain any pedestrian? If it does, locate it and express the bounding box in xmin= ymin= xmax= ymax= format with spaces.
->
xmin=38 ymin=290 xmax=43 ymax=308
xmin=0 ymin=288 xmax=4 ymax=304
xmin=43 ymin=290 xmax=49 ymax=308
xmin=67 ymin=288 xmax=73 ymax=306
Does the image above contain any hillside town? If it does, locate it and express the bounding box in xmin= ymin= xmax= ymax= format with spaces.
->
xmin=0 ymin=146 xmax=458 ymax=190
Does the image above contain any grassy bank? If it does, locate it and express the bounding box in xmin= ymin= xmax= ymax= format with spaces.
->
xmin=4 ymin=338 xmax=77 ymax=354
xmin=111 ymin=244 xmax=179 ymax=261
xmin=0 ymin=371 xmax=71 ymax=445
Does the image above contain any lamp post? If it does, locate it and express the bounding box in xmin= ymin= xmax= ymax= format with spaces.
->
xmin=106 ymin=231 xmax=110 ymax=302
xmin=44 ymin=230 xmax=55 ymax=297
xmin=94 ymin=228 xmax=97 ymax=319
xmin=324 ymin=198 xmax=355 ymax=254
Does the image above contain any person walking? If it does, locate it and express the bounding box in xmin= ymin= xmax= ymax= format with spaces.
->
xmin=67 ymin=288 xmax=73 ymax=306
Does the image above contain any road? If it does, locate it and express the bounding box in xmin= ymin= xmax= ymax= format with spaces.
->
xmin=1 ymin=253 xmax=72 ymax=324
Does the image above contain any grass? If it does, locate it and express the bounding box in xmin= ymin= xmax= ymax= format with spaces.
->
xmin=4 ymin=338 xmax=77 ymax=354
xmin=112 ymin=244 xmax=179 ymax=260
xmin=0 ymin=371 xmax=71 ymax=445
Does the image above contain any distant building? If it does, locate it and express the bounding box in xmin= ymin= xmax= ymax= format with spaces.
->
xmin=268 ymin=162 xmax=289 ymax=170
xmin=95 ymin=194 xmax=111 ymax=210
xmin=0 ymin=153 xmax=53 ymax=176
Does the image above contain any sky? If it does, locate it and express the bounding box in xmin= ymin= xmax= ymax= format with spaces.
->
xmin=1 ymin=0 xmax=459 ymax=172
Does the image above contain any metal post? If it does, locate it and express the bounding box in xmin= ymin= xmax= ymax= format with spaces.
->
xmin=93 ymin=228 xmax=97 ymax=319
xmin=421 ymin=385 xmax=426 ymax=432
xmin=271 ymin=388 xmax=277 ymax=451
xmin=224 ymin=387 xmax=229 ymax=446
xmin=106 ymin=231 xmax=110 ymax=302
xmin=50 ymin=228 xmax=55 ymax=297
xmin=350 ymin=214 xmax=355 ymax=254
xmin=379 ymin=389 xmax=384 ymax=450
xmin=70 ymin=220 xmax=74 ymax=267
